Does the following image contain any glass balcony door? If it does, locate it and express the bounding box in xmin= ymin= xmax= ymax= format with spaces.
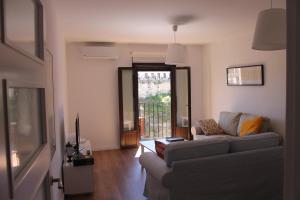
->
xmin=118 ymin=68 xmax=139 ymax=148
xmin=118 ymin=65 xmax=191 ymax=147
xmin=174 ymin=67 xmax=192 ymax=140
xmin=137 ymin=70 xmax=172 ymax=140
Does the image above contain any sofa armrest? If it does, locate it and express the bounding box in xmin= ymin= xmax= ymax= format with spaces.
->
xmin=191 ymin=126 xmax=197 ymax=138
xmin=139 ymin=152 xmax=172 ymax=182
xmin=191 ymin=126 xmax=202 ymax=138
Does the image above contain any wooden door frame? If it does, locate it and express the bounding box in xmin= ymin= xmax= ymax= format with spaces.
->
xmin=132 ymin=63 xmax=192 ymax=140
xmin=118 ymin=64 xmax=192 ymax=147
xmin=285 ymin=0 xmax=300 ymax=199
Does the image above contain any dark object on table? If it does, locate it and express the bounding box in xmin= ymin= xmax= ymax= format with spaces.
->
xmin=155 ymin=140 xmax=166 ymax=159
xmin=73 ymin=154 xmax=94 ymax=166
xmin=166 ymin=137 xmax=184 ymax=142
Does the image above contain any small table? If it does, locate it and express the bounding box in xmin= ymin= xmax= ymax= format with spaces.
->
xmin=139 ymin=138 xmax=187 ymax=169
xmin=139 ymin=138 xmax=187 ymax=154
xmin=139 ymin=139 xmax=169 ymax=154
xmin=139 ymin=139 xmax=171 ymax=169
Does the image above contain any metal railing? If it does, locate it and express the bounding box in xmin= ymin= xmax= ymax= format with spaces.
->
xmin=139 ymin=102 xmax=172 ymax=139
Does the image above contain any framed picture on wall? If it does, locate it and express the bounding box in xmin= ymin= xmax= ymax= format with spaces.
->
xmin=227 ymin=65 xmax=264 ymax=86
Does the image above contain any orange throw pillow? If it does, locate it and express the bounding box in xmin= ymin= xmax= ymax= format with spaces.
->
xmin=239 ymin=117 xmax=264 ymax=137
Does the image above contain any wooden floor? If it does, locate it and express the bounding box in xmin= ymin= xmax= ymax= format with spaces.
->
xmin=65 ymin=148 xmax=147 ymax=200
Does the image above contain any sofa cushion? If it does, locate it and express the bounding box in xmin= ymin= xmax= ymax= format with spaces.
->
xmin=239 ymin=116 xmax=264 ymax=136
xmin=164 ymin=138 xmax=229 ymax=167
xmin=237 ymin=113 xmax=270 ymax=136
xmin=193 ymin=134 xmax=233 ymax=141
xmin=191 ymin=125 xmax=204 ymax=135
xmin=218 ymin=112 xmax=242 ymax=136
xmin=229 ymin=132 xmax=280 ymax=152
xmin=198 ymin=119 xmax=224 ymax=135
xmin=261 ymin=117 xmax=271 ymax=132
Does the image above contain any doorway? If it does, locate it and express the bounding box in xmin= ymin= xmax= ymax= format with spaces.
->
xmin=137 ymin=70 xmax=172 ymax=140
xmin=118 ymin=64 xmax=191 ymax=148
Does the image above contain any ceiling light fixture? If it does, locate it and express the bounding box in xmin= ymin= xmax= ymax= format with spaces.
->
xmin=165 ymin=25 xmax=186 ymax=65
xmin=252 ymin=0 xmax=286 ymax=50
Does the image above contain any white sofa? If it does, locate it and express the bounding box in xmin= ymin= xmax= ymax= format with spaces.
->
xmin=139 ymin=111 xmax=283 ymax=200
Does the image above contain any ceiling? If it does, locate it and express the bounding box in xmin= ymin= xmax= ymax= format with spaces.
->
xmin=54 ymin=0 xmax=285 ymax=44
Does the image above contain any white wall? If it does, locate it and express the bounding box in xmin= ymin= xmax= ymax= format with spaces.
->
xmin=66 ymin=43 xmax=119 ymax=150
xmin=45 ymin=1 xmax=67 ymax=200
xmin=65 ymin=43 xmax=203 ymax=150
xmin=202 ymin=34 xmax=286 ymax=135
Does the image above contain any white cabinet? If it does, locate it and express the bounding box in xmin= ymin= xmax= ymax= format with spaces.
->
xmin=63 ymin=140 xmax=94 ymax=196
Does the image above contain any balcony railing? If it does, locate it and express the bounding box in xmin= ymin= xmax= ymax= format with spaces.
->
xmin=139 ymin=102 xmax=172 ymax=139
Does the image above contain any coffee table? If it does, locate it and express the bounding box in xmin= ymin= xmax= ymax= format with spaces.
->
xmin=139 ymin=138 xmax=170 ymax=154
xmin=139 ymin=138 xmax=187 ymax=154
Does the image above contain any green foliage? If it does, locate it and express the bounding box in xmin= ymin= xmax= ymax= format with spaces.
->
xmin=142 ymin=92 xmax=171 ymax=103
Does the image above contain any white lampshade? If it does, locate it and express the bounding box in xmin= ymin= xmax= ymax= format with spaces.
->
xmin=165 ymin=43 xmax=186 ymax=65
xmin=252 ymin=8 xmax=286 ymax=50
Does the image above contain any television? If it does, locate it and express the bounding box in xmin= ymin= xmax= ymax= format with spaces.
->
xmin=75 ymin=114 xmax=80 ymax=155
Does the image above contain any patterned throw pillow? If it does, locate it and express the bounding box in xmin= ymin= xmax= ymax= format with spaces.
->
xmin=155 ymin=140 xmax=166 ymax=159
xmin=199 ymin=119 xmax=224 ymax=136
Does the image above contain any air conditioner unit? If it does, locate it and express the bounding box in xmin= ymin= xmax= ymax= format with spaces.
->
xmin=131 ymin=51 xmax=166 ymax=63
xmin=80 ymin=46 xmax=119 ymax=59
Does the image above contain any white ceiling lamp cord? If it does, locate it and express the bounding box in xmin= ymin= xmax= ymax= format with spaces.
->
xmin=270 ymin=0 xmax=273 ymax=8
xmin=173 ymin=25 xmax=178 ymax=44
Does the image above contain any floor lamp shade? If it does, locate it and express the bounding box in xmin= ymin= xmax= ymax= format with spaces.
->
xmin=165 ymin=44 xmax=186 ymax=65
xmin=252 ymin=8 xmax=286 ymax=50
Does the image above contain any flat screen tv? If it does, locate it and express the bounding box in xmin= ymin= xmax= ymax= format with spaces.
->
xmin=75 ymin=114 xmax=80 ymax=155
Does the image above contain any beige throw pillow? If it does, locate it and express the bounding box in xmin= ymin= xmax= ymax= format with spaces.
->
xmin=199 ymin=119 xmax=224 ymax=136
xmin=219 ymin=112 xmax=242 ymax=136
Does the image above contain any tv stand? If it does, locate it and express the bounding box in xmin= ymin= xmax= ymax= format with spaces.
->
xmin=63 ymin=140 xmax=94 ymax=196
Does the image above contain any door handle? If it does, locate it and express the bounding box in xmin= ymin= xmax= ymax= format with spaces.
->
xmin=50 ymin=176 xmax=63 ymax=189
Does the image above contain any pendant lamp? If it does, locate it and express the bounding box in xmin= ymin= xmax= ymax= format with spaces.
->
xmin=165 ymin=25 xmax=186 ymax=65
xmin=252 ymin=0 xmax=286 ymax=50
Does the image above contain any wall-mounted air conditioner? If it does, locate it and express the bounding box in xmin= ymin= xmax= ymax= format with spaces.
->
xmin=80 ymin=46 xmax=119 ymax=59
xmin=131 ymin=51 xmax=166 ymax=63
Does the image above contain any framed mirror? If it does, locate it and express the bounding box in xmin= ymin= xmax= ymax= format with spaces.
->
xmin=2 ymin=0 xmax=44 ymax=61
xmin=227 ymin=65 xmax=264 ymax=86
